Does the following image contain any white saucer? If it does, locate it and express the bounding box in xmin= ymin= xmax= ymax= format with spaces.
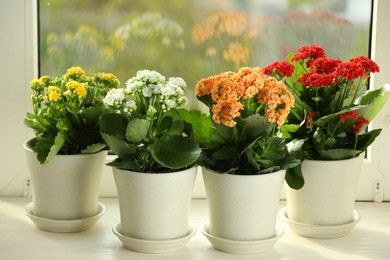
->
xmin=112 ymin=222 xmax=196 ymax=253
xmin=279 ymin=206 xmax=360 ymax=238
xmin=201 ymin=224 xmax=284 ymax=254
xmin=24 ymin=202 xmax=105 ymax=233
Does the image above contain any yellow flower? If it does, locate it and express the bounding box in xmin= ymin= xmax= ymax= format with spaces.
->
xmin=66 ymin=81 xmax=87 ymax=97
xmin=75 ymin=85 xmax=87 ymax=97
xmin=66 ymin=66 xmax=85 ymax=76
xmin=99 ymin=72 xmax=113 ymax=81
xmin=47 ymin=86 xmax=61 ymax=93
xmin=48 ymin=91 xmax=61 ymax=101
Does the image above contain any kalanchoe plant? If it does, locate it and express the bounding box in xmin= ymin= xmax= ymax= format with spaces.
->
xmin=25 ymin=66 xmax=120 ymax=164
xmin=185 ymin=67 xmax=300 ymax=186
xmin=100 ymin=70 xmax=201 ymax=172
xmin=264 ymin=44 xmax=390 ymax=189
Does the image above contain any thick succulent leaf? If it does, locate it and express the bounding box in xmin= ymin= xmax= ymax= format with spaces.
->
xmin=285 ymin=164 xmax=305 ymax=190
xmin=318 ymin=149 xmax=362 ymax=160
xmin=100 ymin=113 xmax=128 ymax=136
xmin=151 ymin=135 xmax=200 ymax=169
xmin=36 ymin=131 xmax=65 ymax=164
xmin=178 ymin=108 xmax=212 ymax=144
xmin=100 ymin=132 xmax=136 ymax=157
xmin=81 ymin=143 xmax=107 ymax=154
xmin=358 ymin=84 xmax=390 ymax=121
xmin=126 ymin=118 xmax=150 ymax=143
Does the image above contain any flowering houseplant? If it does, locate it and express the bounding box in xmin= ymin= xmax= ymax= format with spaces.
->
xmin=25 ymin=66 xmax=120 ymax=164
xmin=264 ymin=45 xmax=390 ymax=189
xmin=189 ymin=67 xmax=300 ymax=183
xmin=100 ymin=70 xmax=200 ymax=172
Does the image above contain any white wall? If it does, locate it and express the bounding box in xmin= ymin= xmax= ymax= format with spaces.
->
xmin=0 ymin=0 xmax=36 ymax=196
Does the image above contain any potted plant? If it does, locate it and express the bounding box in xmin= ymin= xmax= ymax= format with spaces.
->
xmin=100 ymin=70 xmax=200 ymax=253
xmin=186 ymin=67 xmax=300 ymax=254
xmin=263 ymin=44 xmax=390 ymax=238
xmin=23 ymin=66 xmax=120 ymax=232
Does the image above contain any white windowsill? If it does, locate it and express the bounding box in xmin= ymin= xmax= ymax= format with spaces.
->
xmin=1 ymin=198 xmax=389 ymax=259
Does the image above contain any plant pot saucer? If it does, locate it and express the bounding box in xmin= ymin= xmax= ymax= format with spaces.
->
xmin=279 ymin=206 xmax=360 ymax=239
xmin=201 ymin=224 xmax=284 ymax=254
xmin=24 ymin=202 xmax=105 ymax=233
xmin=112 ymin=222 xmax=196 ymax=253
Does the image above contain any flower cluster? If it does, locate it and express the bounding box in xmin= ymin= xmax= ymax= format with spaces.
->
xmin=339 ymin=111 xmax=369 ymax=134
xmin=191 ymin=67 xmax=299 ymax=176
xmin=25 ymin=66 xmax=120 ymax=163
xmin=196 ymin=67 xmax=294 ymax=127
xmin=264 ymin=44 xmax=388 ymax=163
xmin=100 ymin=70 xmax=200 ymax=173
xmin=104 ymin=70 xmax=187 ymax=117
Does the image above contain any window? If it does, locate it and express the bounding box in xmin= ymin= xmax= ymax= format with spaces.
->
xmin=39 ymin=0 xmax=372 ymax=109
xmin=1 ymin=0 xmax=389 ymax=200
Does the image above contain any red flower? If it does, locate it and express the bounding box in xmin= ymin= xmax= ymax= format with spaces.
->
xmin=349 ymin=56 xmax=380 ymax=74
xmin=298 ymin=71 xmax=335 ymax=88
xmin=354 ymin=117 xmax=370 ymax=133
xmin=340 ymin=111 xmax=359 ymax=123
xmin=263 ymin=61 xmax=295 ymax=77
xmin=291 ymin=45 xmax=326 ymax=67
xmin=305 ymin=111 xmax=315 ymax=127
xmin=335 ymin=61 xmax=366 ymax=81
xmin=310 ymin=57 xmax=342 ymax=73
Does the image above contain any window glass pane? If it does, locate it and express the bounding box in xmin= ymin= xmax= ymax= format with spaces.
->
xmin=39 ymin=0 xmax=372 ymax=106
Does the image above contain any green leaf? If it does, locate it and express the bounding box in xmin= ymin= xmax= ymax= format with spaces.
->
xmin=36 ymin=132 xmax=65 ymax=164
xmin=287 ymin=139 xmax=305 ymax=159
xmin=236 ymin=114 xmax=268 ymax=140
xmin=107 ymin=157 xmax=142 ymax=172
xmin=79 ymin=104 xmax=105 ymax=124
xmin=126 ymin=118 xmax=150 ymax=142
xmin=356 ymin=129 xmax=382 ymax=152
xmin=212 ymin=146 xmax=236 ymax=160
xmin=81 ymin=143 xmax=107 ymax=154
xmin=358 ymin=84 xmax=390 ymax=121
xmin=56 ymin=118 xmax=72 ymax=132
xmin=101 ymin=132 xmax=136 ymax=157
xmin=100 ymin=113 xmax=128 ymax=136
xmin=285 ymin=164 xmax=305 ymax=190
xmin=318 ymin=149 xmax=362 ymax=160
xmin=314 ymin=106 xmax=365 ymax=127
xmin=178 ymin=108 xmax=212 ymax=144
xmin=151 ymin=135 xmax=200 ymax=169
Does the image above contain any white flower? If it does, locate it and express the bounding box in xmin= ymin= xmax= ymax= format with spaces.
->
xmin=168 ymin=77 xmax=186 ymax=89
xmin=103 ymin=88 xmax=125 ymax=107
xmin=161 ymin=83 xmax=177 ymax=96
xmin=136 ymin=70 xmax=165 ymax=83
xmin=177 ymin=96 xmax=188 ymax=106
xmin=125 ymin=100 xmax=137 ymax=110
xmin=164 ymin=99 xmax=177 ymax=109
xmin=152 ymin=84 xmax=163 ymax=94
xmin=142 ymin=86 xmax=153 ymax=97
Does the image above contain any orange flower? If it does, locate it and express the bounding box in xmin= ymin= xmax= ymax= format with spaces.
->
xmin=259 ymin=77 xmax=294 ymax=125
xmin=196 ymin=67 xmax=293 ymax=127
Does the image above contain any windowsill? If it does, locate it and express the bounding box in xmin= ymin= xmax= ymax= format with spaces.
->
xmin=1 ymin=198 xmax=389 ymax=259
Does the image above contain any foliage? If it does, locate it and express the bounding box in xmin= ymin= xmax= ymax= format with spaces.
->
xmin=264 ymin=44 xmax=390 ymax=189
xmin=100 ymin=70 xmax=200 ymax=172
xmin=186 ymin=67 xmax=300 ymax=186
xmin=25 ymin=66 xmax=121 ymax=163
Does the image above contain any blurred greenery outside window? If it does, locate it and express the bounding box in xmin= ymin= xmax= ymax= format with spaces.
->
xmin=39 ymin=0 xmax=372 ymax=108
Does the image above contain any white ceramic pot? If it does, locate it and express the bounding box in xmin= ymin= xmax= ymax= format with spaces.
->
xmin=24 ymin=141 xmax=106 ymax=220
xmin=113 ymin=166 xmax=197 ymax=242
xmin=285 ymin=154 xmax=364 ymax=227
xmin=202 ymin=168 xmax=286 ymax=241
